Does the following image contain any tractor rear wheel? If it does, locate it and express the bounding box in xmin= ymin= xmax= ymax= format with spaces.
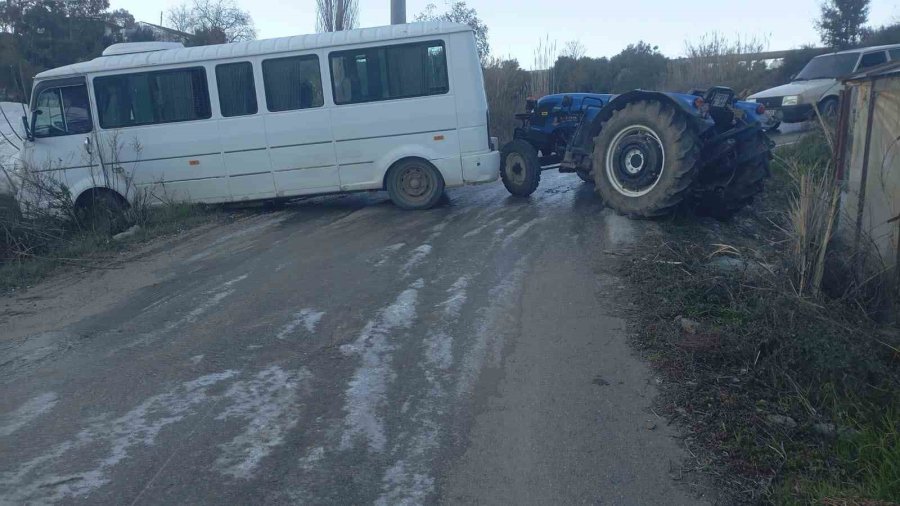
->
xmin=500 ymin=139 xmax=541 ymax=197
xmin=576 ymin=169 xmax=594 ymax=184
xmin=696 ymin=131 xmax=770 ymax=219
xmin=592 ymin=100 xmax=700 ymax=217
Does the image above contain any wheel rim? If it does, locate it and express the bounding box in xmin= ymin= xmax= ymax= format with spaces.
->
xmin=397 ymin=164 xmax=436 ymax=204
xmin=504 ymin=153 xmax=527 ymax=186
xmin=605 ymin=125 xmax=665 ymax=197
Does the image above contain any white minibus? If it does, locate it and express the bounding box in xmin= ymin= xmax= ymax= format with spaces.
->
xmin=13 ymin=21 xmax=499 ymax=212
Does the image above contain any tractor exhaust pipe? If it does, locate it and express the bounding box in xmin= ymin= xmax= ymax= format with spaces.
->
xmin=391 ymin=0 xmax=406 ymax=24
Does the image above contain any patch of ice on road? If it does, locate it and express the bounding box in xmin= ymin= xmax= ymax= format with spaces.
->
xmin=190 ymin=354 xmax=205 ymax=364
xmin=0 ymin=392 xmax=58 ymax=437
xmin=214 ymin=366 xmax=312 ymax=479
xmin=439 ymin=276 xmax=469 ymax=319
xmin=187 ymin=216 xmax=287 ymax=263
xmin=0 ymin=370 xmax=238 ymax=503
xmin=377 ymin=276 xmax=471 ymax=504
xmin=374 ymin=243 xmax=406 ymax=267
xmin=456 ymin=263 xmax=526 ymax=397
xmin=339 ymin=279 xmax=424 ymax=452
xmin=462 ymin=226 xmax=485 ymax=238
xmin=463 ymin=217 xmax=505 ymax=239
xmin=503 ymin=218 xmax=542 ymax=245
xmin=603 ymin=211 xmax=637 ymax=246
xmin=298 ymin=446 xmax=325 ymax=471
xmin=185 ymin=274 xmax=248 ymax=323
xmin=401 ymin=245 xmax=432 ymax=277
xmin=377 ymin=460 xmax=435 ymax=506
xmin=275 ymin=309 xmax=326 ymax=340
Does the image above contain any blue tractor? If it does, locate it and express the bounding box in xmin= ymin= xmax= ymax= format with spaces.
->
xmin=500 ymin=87 xmax=773 ymax=218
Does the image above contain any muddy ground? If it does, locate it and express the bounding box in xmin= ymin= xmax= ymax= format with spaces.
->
xmin=0 ymin=172 xmax=710 ymax=504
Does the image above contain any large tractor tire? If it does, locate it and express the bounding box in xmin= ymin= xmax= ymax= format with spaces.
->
xmin=576 ymin=169 xmax=594 ymax=184
xmin=697 ymin=131 xmax=771 ymax=220
xmin=592 ymin=100 xmax=701 ymax=218
xmin=500 ymin=139 xmax=541 ymax=197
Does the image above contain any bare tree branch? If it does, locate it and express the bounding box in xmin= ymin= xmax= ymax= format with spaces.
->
xmin=166 ymin=0 xmax=256 ymax=45
xmin=316 ymin=0 xmax=358 ymax=32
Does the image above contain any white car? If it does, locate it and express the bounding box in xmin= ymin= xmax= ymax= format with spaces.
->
xmin=748 ymin=44 xmax=900 ymax=129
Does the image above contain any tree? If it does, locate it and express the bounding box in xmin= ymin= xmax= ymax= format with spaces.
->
xmin=609 ymin=42 xmax=667 ymax=92
xmin=1 ymin=0 xmax=137 ymax=98
xmin=554 ymin=55 xmax=613 ymax=93
xmin=860 ymin=22 xmax=900 ymax=47
xmin=315 ymin=0 xmax=358 ymax=32
xmin=416 ymin=2 xmax=489 ymax=63
xmin=105 ymin=8 xmax=135 ymax=28
xmin=166 ymin=0 xmax=256 ymax=45
xmin=561 ymin=40 xmax=586 ymax=60
xmin=817 ymin=0 xmax=870 ymax=49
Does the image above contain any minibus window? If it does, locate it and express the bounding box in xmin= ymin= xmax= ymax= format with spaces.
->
xmin=891 ymin=49 xmax=900 ymax=60
xmin=216 ymin=62 xmax=258 ymax=117
xmin=262 ymin=55 xmax=324 ymax=112
xmin=94 ymin=67 xmax=211 ymax=129
xmin=33 ymin=85 xmax=93 ymax=138
xmin=329 ymin=40 xmax=449 ymax=105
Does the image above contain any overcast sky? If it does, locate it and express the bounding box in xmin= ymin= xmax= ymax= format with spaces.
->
xmin=112 ymin=0 xmax=900 ymax=66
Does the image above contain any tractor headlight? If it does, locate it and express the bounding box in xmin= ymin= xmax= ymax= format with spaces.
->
xmin=782 ymin=95 xmax=800 ymax=106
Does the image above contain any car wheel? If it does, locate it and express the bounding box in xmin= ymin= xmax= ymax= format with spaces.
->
xmin=386 ymin=159 xmax=445 ymax=210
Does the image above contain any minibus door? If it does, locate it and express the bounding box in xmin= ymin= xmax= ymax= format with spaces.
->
xmin=24 ymin=78 xmax=100 ymax=191
xmin=262 ymin=54 xmax=341 ymax=196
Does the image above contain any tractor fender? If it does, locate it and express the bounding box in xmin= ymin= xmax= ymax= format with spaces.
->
xmin=574 ymin=90 xmax=709 ymax=153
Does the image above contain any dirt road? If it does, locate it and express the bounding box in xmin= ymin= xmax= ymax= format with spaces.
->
xmin=0 ymin=172 xmax=703 ymax=505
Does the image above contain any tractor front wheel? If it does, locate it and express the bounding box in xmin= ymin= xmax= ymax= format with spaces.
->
xmin=500 ymin=139 xmax=541 ymax=197
xmin=592 ymin=100 xmax=700 ymax=217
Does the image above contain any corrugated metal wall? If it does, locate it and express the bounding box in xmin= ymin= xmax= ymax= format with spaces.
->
xmin=841 ymin=75 xmax=900 ymax=274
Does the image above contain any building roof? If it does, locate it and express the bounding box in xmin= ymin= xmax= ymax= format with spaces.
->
xmin=36 ymin=21 xmax=472 ymax=80
xmin=133 ymin=21 xmax=191 ymax=38
xmin=844 ymin=60 xmax=900 ymax=82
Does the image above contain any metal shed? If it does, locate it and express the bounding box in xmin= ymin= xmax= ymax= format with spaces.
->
xmin=836 ymin=61 xmax=900 ymax=278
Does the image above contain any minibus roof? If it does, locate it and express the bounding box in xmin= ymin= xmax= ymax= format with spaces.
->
xmin=35 ymin=21 xmax=473 ymax=81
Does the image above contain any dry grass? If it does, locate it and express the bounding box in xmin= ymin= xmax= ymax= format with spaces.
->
xmin=0 ymin=147 xmax=217 ymax=291
xmin=624 ymin=129 xmax=900 ymax=504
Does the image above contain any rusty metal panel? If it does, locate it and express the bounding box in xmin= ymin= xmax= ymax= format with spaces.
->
xmin=841 ymin=76 xmax=900 ymax=273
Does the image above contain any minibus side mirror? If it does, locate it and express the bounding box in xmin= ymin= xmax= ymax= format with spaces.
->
xmin=25 ymin=109 xmax=41 ymax=141
xmin=22 ymin=113 xmax=34 ymax=142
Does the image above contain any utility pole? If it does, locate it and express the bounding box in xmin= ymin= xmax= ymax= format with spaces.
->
xmin=391 ymin=0 xmax=406 ymax=25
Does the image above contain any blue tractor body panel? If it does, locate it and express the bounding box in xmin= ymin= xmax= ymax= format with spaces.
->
xmin=527 ymin=91 xmax=766 ymax=143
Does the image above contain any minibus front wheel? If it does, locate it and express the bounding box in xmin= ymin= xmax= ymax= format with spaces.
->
xmin=75 ymin=188 xmax=129 ymax=235
xmin=386 ymin=158 xmax=445 ymax=210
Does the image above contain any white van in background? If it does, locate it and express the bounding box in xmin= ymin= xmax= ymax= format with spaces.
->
xmin=13 ymin=21 xmax=499 ymax=212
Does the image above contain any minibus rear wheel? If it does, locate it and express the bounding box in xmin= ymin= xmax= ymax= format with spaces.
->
xmin=386 ymin=159 xmax=445 ymax=210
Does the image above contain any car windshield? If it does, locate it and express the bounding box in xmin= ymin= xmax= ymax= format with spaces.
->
xmin=795 ymin=53 xmax=859 ymax=80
